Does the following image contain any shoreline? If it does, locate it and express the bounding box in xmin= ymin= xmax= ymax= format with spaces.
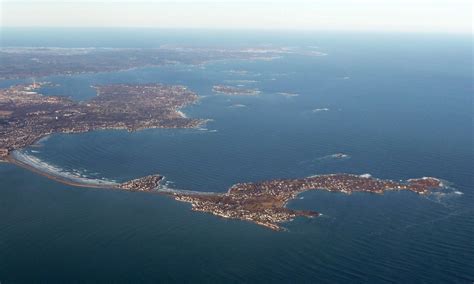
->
xmin=5 ymin=151 xmax=211 ymax=196
xmin=6 ymin=153 xmax=119 ymax=190
xmin=4 ymin=152 xmax=448 ymax=232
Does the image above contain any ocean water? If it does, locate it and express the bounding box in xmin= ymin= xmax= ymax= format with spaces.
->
xmin=0 ymin=29 xmax=472 ymax=282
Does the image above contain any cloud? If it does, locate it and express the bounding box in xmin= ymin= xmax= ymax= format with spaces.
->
xmin=1 ymin=0 xmax=471 ymax=33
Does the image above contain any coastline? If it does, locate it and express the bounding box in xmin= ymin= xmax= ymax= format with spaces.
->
xmin=4 ymin=151 xmax=448 ymax=232
xmin=5 ymin=150 xmax=211 ymax=195
xmin=6 ymin=152 xmax=120 ymax=190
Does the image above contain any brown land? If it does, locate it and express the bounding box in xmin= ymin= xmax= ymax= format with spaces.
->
xmin=164 ymin=174 xmax=444 ymax=230
xmin=0 ymin=83 xmax=205 ymax=160
xmin=0 ymin=47 xmax=318 ymax=80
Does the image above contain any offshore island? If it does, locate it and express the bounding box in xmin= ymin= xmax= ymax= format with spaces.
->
xmin=0 ymin=83 xmax=445 ymax=231
xmin=212 ymin=85 xmax=261 ymax=96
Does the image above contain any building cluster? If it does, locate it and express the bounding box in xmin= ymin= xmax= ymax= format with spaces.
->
xmin=163 ymin=174 xmax=444 ymax=231
xmin=119 ymin=174 xmax=164 ymax=192
xmin=0 ymin=83 xmax=204 ymax=160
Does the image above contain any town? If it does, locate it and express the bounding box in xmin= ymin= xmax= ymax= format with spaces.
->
xmin=0 ymin=83 xmax=205 ymax=160
xmin=120 ymin=173 xmax=444 ymax=231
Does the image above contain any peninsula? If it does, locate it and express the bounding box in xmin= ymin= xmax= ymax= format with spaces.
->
xmin=0 ymin=83 xmax=445 ymax=232
xmin=0 ymin=83 xmax=204 ymax=160
xmin=0 ymin=47 xmax=323 ymax=80
xmin=117 ymin=173 xmax=444 ymax=231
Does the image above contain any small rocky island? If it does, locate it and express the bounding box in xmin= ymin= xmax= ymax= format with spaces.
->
xmin=212 ymin=85 xmax=261 ymax=96
xmin=0 ymin=83 xmax=205 ymax=160
xmin=116 ymin=173 xmax=445 ymax=231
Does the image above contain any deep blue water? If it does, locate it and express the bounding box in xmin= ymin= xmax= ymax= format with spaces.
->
xmin=0 ymin=29 xmax=473 ymax=282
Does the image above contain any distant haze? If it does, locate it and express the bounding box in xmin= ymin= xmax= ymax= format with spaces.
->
xmin=0 ymin=0 xmax=472 ymax=34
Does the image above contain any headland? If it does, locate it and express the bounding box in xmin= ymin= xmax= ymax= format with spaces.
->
xmin=0 ymin=83 xmax=205 ymax=160
xmin=94 ymin=172 xmax=446 ymax=231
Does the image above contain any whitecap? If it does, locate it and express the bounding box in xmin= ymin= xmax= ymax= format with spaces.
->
xmin=312 ymin=108 xmax=330 ymax=113
xmin=10 ymin=150 xmax=118 ymax=187
xmin=229 ymin=104 xmax=247 ymax=108
xmin=277 ymin=92 xmax=299 ymax=98
xmin=316 ymin=153 xmax=350 ymax=161
xmin=176 ymin=110 xmax=188 ymax=118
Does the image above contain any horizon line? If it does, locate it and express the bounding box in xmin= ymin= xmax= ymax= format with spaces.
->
xmin=0 ymin=26 xmax=471 ymax=35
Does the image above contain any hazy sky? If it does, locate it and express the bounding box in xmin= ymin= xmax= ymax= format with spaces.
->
xmin=1 ymin=0 xmax=472 ymax=33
